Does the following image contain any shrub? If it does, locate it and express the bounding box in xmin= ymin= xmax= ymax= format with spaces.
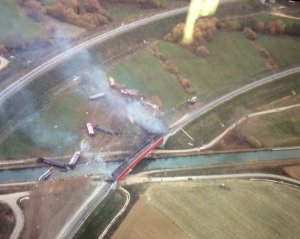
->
xmin=244 ymin=135 xmax=262 ymax=148
xmin=171 ymin=23 xmax=185 ymax=42
xmin=259 ymin=48 xmax=270 ymax=59
xmin=179 ymin=78 xmax=191 ymax=88
xmin=242 ymin=27 xmax=257 ymax=40
xmin=164 ymin=60 xmax=179 ymax=74
xmin=239 ymin=16 xmax=257 ymax=30
xmin=217 ymin=17 xmax=240 ymax=31
xmin=164 ymin=33 xmax=174 ymax=42
xmin=0 ymin=45 xmax=7 ymax=54
xmin=275 ymin=19 xmax=285 ymax=34
xmin=195 ymin=45 xmax=209 ymax=57
xmin=255 ymin=21 xmax=265 ymax=33
xmin=267 ymin=21 xmax=277 ymax=35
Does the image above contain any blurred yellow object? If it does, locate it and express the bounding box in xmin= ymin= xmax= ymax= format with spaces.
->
xmin=183 ymin=0 xmax=219 ymax=44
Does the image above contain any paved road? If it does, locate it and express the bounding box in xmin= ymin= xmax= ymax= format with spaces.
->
xmin=165 ymin=66 xmax=300 ymax=143
xmin=56 ymin=182 xmax=113 ymax=239
xmin=123 ymin=172 xmax=300 ymax=186
xmin=0 ymin=191 xmax=30 ymax=239
xmin=157 ymin=103 xmax=300 ymax=154
xmin=0 ymin=7 xmax=188 ymax=106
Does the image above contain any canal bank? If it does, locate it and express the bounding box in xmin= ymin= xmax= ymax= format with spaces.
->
xmin=0 ymin=148 xmax=299 ymax=184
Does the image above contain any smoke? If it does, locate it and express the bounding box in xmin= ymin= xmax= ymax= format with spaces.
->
xmin=0 ymin=23 xmax=166 ymax=159
xmin=183 ymin=0 xmax=219 ymax=44
xmin=80 ymin=139 xmax=91 ymax=153
xmin=19 ymin=113 xmax=79 ymax=153
xmin=127 ymin=101 xmax=165 ymax=133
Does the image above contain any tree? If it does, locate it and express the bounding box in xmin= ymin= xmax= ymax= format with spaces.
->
xmin=255 ymin=21 xmax=265 ymax=33
xmin=242 ymin=27 xmax=257 ymax=40
xmin=0 ymin=45 xmax=7 ymax=54
xmin=267 ymin=21 xmax=277 ymax=35
xmin=23 ymin=0 xmax=45 ymax=22
xmin=275 ymin=19 xmax=285 ymax=34
xmin=171 ymin=23 xmax=185 ymax=42
xmin=179 ymin=78 xmax=191 ymax=88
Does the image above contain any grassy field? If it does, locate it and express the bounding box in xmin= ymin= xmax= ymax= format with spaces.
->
xmin=102 ymin=0 xmax=187 ymax=22
xmin=0 ymin=92 xmax=87 ymax=159
xmin=258 ymin=35 xmax=300 ymax=67
xmin=237 ymin=107 xmax=300 ymax=148
xmin=255 ymin=14 xmax=300 ymax=26
xmin=74 ymin=189 xmax=126 ymax=239
xmin=158 ymin=31 xmax=266 ymax=95
xmin=0 ymin=0 xmax=44 ymax=42
xmin=109 ymin=48 xmax=187 ymax=107
xmin=114 ymin=180 xmax=300 ymax=239
xmin=165 ymin=73 xmax=300 ymax=149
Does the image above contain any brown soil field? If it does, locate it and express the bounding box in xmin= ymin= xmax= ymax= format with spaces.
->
xmin=284 ymin=165 xmax=300 ymax=180
xmin=114 ymin=180 xmax=300 ymax=239
xmin=21 ymin=177 xmax=96 ymax=239
xmin=112 ymin=195 xmax=191 ymax=239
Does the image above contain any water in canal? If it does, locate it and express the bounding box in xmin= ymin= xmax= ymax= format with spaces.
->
xmin=0 ymin=148 xmax=299 ymax=183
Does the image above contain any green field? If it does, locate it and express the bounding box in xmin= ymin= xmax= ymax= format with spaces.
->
xmin=255 ymin=14 xmax=300 ymax=26
xmin=0 ymin=0 xmax=44 ymax=42
xmin=145 ymin=180 xmax=300 ymax=239
xmin=109 ymin=48 xmax=186 ymax=107
xmin=0 ymin=0 xmax=84 ymax=42
xmin=158 ymin=31 xmax=266 ymax=95
xmin=258 ymin=35 xmax=300 ymax=67
xmin=75 ymin=189 xmax=126 ymax=239
xmin=103 ymin=0 xmax=187 ymax=21
xmin=165 ymin=73 xmax=300 ymax=149
xmin=238 ymin=107 xmax=300 ymax=148
xmin=0 ymin=92 xmax=87 ymax=159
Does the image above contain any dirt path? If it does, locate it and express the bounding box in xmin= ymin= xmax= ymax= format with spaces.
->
xmin=0 ymin=191 xmax=29 ymax=239
xmin=98 ymin=187 xmax=130 ymax=239
xmin=0 ymin=56 xmax=9 ymax=71
xmin=158 ymin=103 xmax=300 ymax=154
xmin=271 ymin=12 xmax=300 ymax=20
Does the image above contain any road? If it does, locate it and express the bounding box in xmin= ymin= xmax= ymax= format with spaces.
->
xmin=0 ymin=191 xmax=30 ymax=239
xmin=56 ymin=182 xmax=113 ymax=239
xmin=122 ymin=172 xmax=300 ymax=186
xmin=0 ymin=7 xmax=188 ymax=106
xmin=165 ymin=65 xmax=300 ymax=143
xmin=98 ymin=187 xmax=130 ymax=239
xmin=157 ymin=103 xmax=300 ymax=154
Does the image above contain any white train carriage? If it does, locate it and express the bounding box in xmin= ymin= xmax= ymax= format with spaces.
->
xmin=86 ymin=123 xmax=95 ymax=136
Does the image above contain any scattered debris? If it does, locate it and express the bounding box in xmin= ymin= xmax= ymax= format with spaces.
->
xmin=187 ymin=96 xmax=198 ymax=104
xmin=94 ymin=125 xmax=118 ymax=136
xmin=88 ymin=92 xmax=105 ymax=101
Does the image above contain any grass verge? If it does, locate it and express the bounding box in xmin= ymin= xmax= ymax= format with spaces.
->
xmin=109 ymin=48 xmax=187 ymax=107
xmin=236 ymin=107 xmax=300 ymax=148
xmin=74 ymin=189 xmax=126 ymax=239
xmin=165 ymin=72 xmax=300 ymax=149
